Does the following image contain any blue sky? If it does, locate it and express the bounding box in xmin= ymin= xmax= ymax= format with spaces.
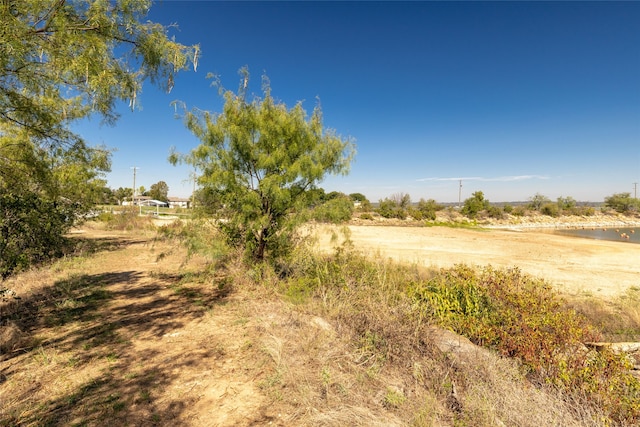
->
xmin=73 ymin=1 xmax=640 ymax=203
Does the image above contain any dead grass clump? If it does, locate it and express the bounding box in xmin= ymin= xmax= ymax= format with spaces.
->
xmin=569 ymin=288 xmax=640 ymax=342
xmin=98 ymin=208 xmax=154 ymax=231
xmin=0 ymin=320 xmax=25 ymax=354
xmin=455 ymin=349 xmax=600 ymax=427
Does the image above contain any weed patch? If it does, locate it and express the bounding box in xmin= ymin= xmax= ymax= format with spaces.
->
xmin=410 ymin=265 xmax=640 ymax=425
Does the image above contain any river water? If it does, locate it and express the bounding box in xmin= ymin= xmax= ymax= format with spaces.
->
xmin=553 ymin=227 xmax=640 ymax=244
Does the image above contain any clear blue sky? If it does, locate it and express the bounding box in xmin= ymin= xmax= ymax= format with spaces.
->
xmin=73 ymin=1 xmax=640 ymax=203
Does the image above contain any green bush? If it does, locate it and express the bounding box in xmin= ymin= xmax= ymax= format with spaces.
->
xmin=409 ymin=265 xmax=640 ymax=424
xmin=605 ymin=192 xmax=639 ymax=214
xmin=411 ymin=198 xmax=441 ymax=221
xmin=0 ymin=192 xmax=73 ymax=279
xmin=512 ymin=206 xmax=527 ymax=216
xmin=540 ymin=202 xmax=560 ymax=217
xmin=310 ymin=196 xmax=354 ymax=223
xmin=461 ymin=191 xmax=490 ymax=219
xmin=376 ymin=198 xmax=407 ymax=219
xmin=487 ymin=205 xmax=504 ymax=219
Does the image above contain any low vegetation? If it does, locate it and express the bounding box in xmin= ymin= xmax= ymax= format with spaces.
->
xmin=2 ymin=215 xmax=640 ymax=425
xmin=165 ymin=221 xmax=640 ymax=425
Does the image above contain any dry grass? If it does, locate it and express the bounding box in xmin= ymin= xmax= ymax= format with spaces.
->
xmin=568 ymin=287 xmax=640 ymax=342
xmin=2 ymin=223 xmax=636 ymax=426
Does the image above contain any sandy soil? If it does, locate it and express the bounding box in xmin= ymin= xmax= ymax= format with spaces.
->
xmin=313 ymin=224 xmax=640 ymax=299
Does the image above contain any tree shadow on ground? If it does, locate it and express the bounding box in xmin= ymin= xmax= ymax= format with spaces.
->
xmin=0 ymin=266 xmax=230 ymax=426
xmin=66 ymin=235 xmax=151 ymax=258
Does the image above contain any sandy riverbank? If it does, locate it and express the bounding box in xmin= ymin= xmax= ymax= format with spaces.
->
xmin=312 ymin=222 xmax=640 ymax=299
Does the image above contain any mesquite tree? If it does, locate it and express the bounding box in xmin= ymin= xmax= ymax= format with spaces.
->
xmin=0 ymin=0 xmax=198 ymax=278
xmin=173 ymin=73 xmax=355 ymax=261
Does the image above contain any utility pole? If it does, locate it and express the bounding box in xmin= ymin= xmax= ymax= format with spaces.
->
xmin=131 ymin=166 xmax=139 ymax=205
xmin=191 ymin=168 xmax=197 ymax=209
xmin=458 ymin=179 xmax=462 ymax=209
xmin=634 ymin=182 xmax=638 ymax=199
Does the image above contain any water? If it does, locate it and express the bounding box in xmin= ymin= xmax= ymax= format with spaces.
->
xmin=553 ymin=227 xmax=640 ymax=244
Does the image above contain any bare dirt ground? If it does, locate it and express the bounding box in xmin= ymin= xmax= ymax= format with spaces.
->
xmin=1 ymin=229 xmax=284 ymax=426
xmin=0 ymin=227 xmax=415 ymax=426
xmin=312 ymin=224 xmax=640 ymax=299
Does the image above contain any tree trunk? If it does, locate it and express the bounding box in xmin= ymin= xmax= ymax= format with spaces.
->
xmin=255 ymin=227 xmax=267 ymax=260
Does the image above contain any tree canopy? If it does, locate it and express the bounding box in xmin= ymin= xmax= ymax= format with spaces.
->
xmin=148 ymin=181 xmax=169 ymax=202
xmin=1 ymin=0 xmax=198 ymax=278
xmin=461 ymin=191 xmax=490 ymax=219
xmin=173 ymin=72 xmax=355 ymax=261
xmin=605 ymin=192 xmax=639 ymax=214
xmin=1 ymin=0 xmax=198 ymax=146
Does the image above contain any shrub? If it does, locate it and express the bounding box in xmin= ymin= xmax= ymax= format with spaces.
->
xmin=409 ymin=265 xmax=640 ymax=424
xmin=0 ymin=192 xmax=73 ymax=279
xmin=487 ymin=205 xmax=504 ymax=219
xmin=412 ymin=198 xmax=441 ymax=221
xmin=540 ymin=203 xmax=560 ymax=217
xmin=461 ymin=191 xmax=490 ymax=219
xmin=528 ymin=193 xmax=550 ymax=211
xmin=377 ymin=197 xmax=408 ymax=219
xmin=605 ymin=192 xmax=639 ymax=214
xmin=512 ymin=206 xmax=527 ymax=216
xmin=310 ymin=196 xmax=354 ymax=223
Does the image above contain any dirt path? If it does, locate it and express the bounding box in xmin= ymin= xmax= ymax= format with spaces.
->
xmin=0 ymin=230 xmax=281 ymax=426
xmin=312 ymin=224 xmax=640 ymax=298
xmin=2 ymin=228 xmax=414 ymax=426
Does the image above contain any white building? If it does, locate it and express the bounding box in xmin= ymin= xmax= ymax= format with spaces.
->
xmin=168 ymin=197 xmax=191 ymax=209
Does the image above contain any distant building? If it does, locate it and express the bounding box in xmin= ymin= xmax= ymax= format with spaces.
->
xmin=139 ymin=199 xmax=168 ymax=207
xmin=122 ymin=195 xmax=150 ymax=206
xmin=168 ymin=197 xmax=191 ymax=209
xmin=122 ymin=196 xmax=168 ymax=207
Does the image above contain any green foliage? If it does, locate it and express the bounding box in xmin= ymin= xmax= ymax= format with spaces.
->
xmin=461 ymin=191 xmax=490 ymax=219
xmin=113 ymin=187 xmax=133 ymax=205
xmin=192 ymin=187 xmax=223 ymax=215
xmin=158 ymin=220 xmax=229 ymax=261
xmin=349 ymin=192 xmax=368 ymax=203
xmin=377 ymin=193 xmax=411 ymax=219
xmin=409 ymin=265 xmax=640 ymax=424
xmin=1 ymin=0 xmax=198 ymax=147
xmin=528 ymin=193 xmax=550 ymax=211
xmin=486 ymin=205 xmax=505 ymax=219
xmin=605 ymin=192 xmax=639 ymax=214
xmin=512 ymin=205 xmax=527 ymax=216
xmin=540 ymin=202 xmax=560 ymax=217
xmin=0 ymin=0 xmax=198 ymax=277
xmin=410 ymin=198 xmax=442 ymax=221
xmin=0 ymin=192 xmax=72 ymax=279
xmin=377 ymin=198 xmax=406 ymax=219
xmin=173 ymin=70 xmax=355 ymax=261
xmin=148 ymin=181 xmax=169 ymax=202
xmin=310 ymin=195 xmax=354 ymax=223
xmin=556 ymin=196 xmax=576 ymax=211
